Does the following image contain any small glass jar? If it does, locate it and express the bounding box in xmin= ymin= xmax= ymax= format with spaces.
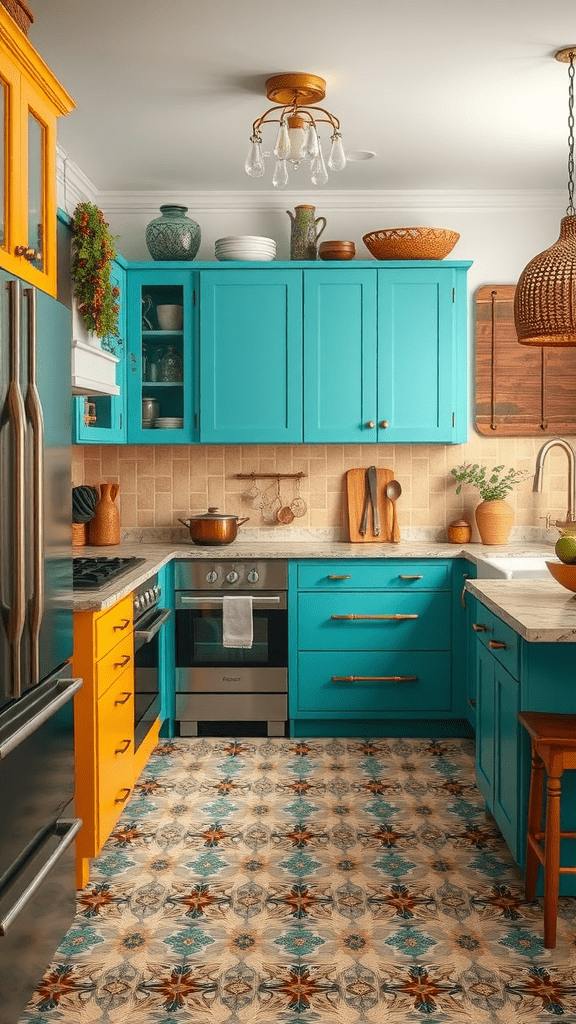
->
xmin=158 ymin=345 xmax=183 ymax=382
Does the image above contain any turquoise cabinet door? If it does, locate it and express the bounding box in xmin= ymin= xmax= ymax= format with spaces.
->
xmin=72 ymin=260 xmax=127 ymax=444
xmin=377 ymin=266 xmax=468 ymax=443
xmin=199 ymin=269 xmax=303 ymax=443
xmin=303 ymin=269 xmax=377 ymax=443
xmin=126 ymin=267 xmax=197 ymax=444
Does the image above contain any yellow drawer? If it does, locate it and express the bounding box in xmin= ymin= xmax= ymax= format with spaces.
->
xmin=97 ymin=672 xmax=134 ymax=846
xmin=94 ymin=595 xmax=133 ymax=661
xmin=96 ymin=633 xmax=134 ymax=699
xmin=471 ymin=603 xmax=519 ymax=679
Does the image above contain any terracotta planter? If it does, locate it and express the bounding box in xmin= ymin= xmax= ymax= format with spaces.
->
xmin=475 ymin=499 xmax=514 ymax=545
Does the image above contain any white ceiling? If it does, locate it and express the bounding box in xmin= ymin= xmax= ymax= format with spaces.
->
xmin=28 ymin=0 xmax=576 ymax=195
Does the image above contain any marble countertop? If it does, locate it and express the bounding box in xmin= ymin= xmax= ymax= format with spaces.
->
xmin=464 ymin=577 xmax=576 ymax=642
xmin=72 ymin=538 xmax=556 ymax=612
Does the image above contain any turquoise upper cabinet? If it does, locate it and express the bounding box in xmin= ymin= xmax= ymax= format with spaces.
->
xmin=72 ymin=259 xmax=127 ymax=444
xmin=199 ymin=269 xmax=303 ymax=443
xmin=304 ymin=261 xmax=470 ymax=444
xmin=304 ymin=269 xmax=377 ymax=443
xmin=126 ymin=267 xmax=197 ymax=444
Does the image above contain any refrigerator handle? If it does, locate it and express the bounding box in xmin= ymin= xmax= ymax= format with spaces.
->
xmin=6 ymin=280 xmax=26 ymax=698
xmin=24 ymin=287 xmax=44 ymax=688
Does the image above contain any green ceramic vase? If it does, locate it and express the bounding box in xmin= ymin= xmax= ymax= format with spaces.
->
xmin=145 ymin=205 xmax=201 ymax=261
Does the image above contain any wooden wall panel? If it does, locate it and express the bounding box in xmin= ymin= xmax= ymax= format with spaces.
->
xmin=475 ymin=285 xmax=576 ymax=436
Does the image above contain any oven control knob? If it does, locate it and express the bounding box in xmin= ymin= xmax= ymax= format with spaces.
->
xmin=206 ymin=571 xmax=218 ymax=584
xmin=134 ymin=595 xmax=142 ymax=613
xmin=247 ymin=569 xmax=259 ymax=583
xmin=226 ymin=570 xmax=239 ymax=583
xmin=153 ymin=585 xmax=160 ymax=600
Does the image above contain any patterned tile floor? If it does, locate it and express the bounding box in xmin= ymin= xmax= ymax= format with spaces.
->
xmin=19 ymin=737 xmax=576 ymax=1023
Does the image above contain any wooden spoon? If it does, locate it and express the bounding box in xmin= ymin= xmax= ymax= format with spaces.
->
xmin=386 ymin=478 xmax=402 ymax=542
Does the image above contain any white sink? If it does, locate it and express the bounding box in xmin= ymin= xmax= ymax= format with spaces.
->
xmin=475 ymin=556 xmax=552 ymax=579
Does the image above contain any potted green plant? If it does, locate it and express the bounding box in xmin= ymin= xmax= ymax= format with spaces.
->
xmin=70 ymin=202 xmax=120 ymax=350
xmin=450 ymin=462 xmax=530 ymax=544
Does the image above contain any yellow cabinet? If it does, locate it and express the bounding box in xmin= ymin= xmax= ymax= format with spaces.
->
xmin=0 ymin=7 xmax=74 ymax=294
xmin=73 ymin=595 xmax=135 ymax=888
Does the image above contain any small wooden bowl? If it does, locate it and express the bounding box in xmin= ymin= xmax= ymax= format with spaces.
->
xmin=546 ymin=560 xmax=576 ymax=593
xmin=319 ymin=240 xmax=356 ymax=261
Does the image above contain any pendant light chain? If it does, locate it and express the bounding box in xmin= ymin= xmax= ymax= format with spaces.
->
xmin=567 ymin=53 xmax=575 ymax=216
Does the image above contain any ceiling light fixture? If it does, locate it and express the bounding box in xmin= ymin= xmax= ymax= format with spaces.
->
xmin=515 ymin=47 xmax=576 ymax=346
xmin=245 ymin=73 xmax=346 ymax=189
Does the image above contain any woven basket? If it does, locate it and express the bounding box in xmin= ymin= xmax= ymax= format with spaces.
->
xmin=362 ymin=227 xmax=460 ymax=261
xmin=1 ymin=0 xmax=34 ymax=33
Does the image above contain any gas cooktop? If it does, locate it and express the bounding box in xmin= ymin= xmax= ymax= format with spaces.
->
xmin=72 ymin=556 xmax=146 ymax=591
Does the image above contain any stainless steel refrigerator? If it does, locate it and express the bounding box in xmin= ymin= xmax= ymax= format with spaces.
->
xmin=0 ymin=270 xmax=82 ymax=1023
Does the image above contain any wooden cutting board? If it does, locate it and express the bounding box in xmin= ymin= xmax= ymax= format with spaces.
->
xmin=346 ymin=467 xmax=398 ymax=543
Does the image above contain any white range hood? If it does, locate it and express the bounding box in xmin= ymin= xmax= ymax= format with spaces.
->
xmin=71 ymin=302 xmax=120 ymax=397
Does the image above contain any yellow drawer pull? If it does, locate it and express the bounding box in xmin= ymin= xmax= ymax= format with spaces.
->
xmin=398 ymin=575 xmax=423 ymax=579
xmin=472 ymin=622 xmax=489 ymax=632
xmin=330 ymin=613 xmax=419 ymax=620
xmin=114 ymin=691 xmax=131 ymax=706
xmin=114 ymin=654 xmax=131 ymax=669
xmin=115 ymin=788 xmax=131 ymax=804
xmin=331 ymin=675 xmax=419 ymax=682
xmin=327 ymin=574 xmax=352 ymax=580
xmin=489 ymin=640 xmax=508 ymax=650
xmin=115 ymin=739 xmax=131 ymax=754
xmin=113 ymin=618 xmax=131 ymax=632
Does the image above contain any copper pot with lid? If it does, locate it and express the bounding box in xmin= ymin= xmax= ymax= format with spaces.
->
xmin=178 ymin=507 xmax=249 ymax=546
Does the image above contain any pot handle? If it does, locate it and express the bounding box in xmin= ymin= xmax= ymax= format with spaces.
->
xmin=178 ymin=518 xmax=191 ymax=527
xmin=237 ymin=517 xmax=250 ymax=527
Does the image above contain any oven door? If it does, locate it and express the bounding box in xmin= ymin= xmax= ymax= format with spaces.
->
xmin=133 ymin=606 xmax=171 ymax=751
xmin=175 ymin=591 xmax=287 ymax=676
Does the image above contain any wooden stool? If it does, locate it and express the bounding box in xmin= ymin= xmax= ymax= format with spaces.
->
xmin=517 ymin=711 xmax=576 ymax=948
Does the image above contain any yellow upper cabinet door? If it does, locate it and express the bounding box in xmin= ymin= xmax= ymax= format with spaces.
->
xmin=0 ymin=8 xmax=74 ymax=295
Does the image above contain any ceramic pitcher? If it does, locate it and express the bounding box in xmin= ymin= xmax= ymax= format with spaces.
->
xmin=286 ymin=204 xmax=327 ymax=260
xmin=88 ymin=483 xmax=120 ymax=545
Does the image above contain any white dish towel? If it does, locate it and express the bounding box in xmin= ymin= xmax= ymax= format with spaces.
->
xmin=222 ymin=595 xmax=253 ymax=649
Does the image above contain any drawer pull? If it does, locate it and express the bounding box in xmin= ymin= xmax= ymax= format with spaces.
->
xmin=327 ymin=574 xmax=352 ymax=580
xmin=113 ymin=618 xmax=131 ymax=632
xmin=489 ymin=640 xmax=507 ymax=650
xmin=330 ymin=613 xmax=419 ymax=621
xmin=331 ymin=675 xmax=419 ymax=683
xmin=468 ymin=698 xmax=477 ymax=707
xmin=114 ymin=788 xmax=131 ymax=804
xmin=114 ymin=691 xmax=131 ymax=706
xmin=461 ymin=574 xmax=469 ymax=609
xmin=472 ymin=622 xmax=489 ymax=632
xmin=398 ymin=575 xmax=423 ymax=580
xmin=114 ymin=654 xmax=131 ymax=669
xmin=115 ymin=739 xmax=131 ymax=754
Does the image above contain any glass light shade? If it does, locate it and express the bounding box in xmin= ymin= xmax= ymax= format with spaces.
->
xmin=272 ymin=159 xmax=289 ymax=189
xmin=287 ymin=125 xmax=306 ymax=164
xmin=310 ymin=141 xmax=329 ymax=186
xmin=301 ymin=125 xmax=319 ymax=160
xmin=245 ymin=140 xmax=265 ymax=177
xmin=273 ymin=122 xmax=290 ymax=160
xmin=515 ymin=214 xmax=576 ymax=346
xmin=327 ymin=133 xmax=346 ymax=172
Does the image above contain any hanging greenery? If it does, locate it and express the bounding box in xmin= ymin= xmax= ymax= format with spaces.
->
xmin=71 ymin=202 xmax=120 ymax=342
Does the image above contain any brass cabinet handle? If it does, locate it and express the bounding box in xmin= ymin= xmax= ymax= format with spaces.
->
xmin=468 ymin=698 xmax=477 ymax=707
xmin=365 ymin=420 xmax=375 ymax=429
xmin=15 ymin=245 xmax=41 ymax=261
xmin=331 ymin=613 xmax=419 ymax=620
xmin=398 ymin=575 xmax=423 ymax=580
xmin=115 ymin=739 xmax=131 ymax=754
xmin=472 ymin=622 xmax=489 ymax=632
xmin=113 ymin=618 xmax=131 ymax=631
xmin=379 ymin=420 xmax=389 ymax=429
xmin=331 ymin=675 xmax=419 ymax=682
xmin=460 ymin=573 xmax=469 ymax=609
xmin=115 ymin=788 xmax=131 ymax=804
xmin=114 ymin=691 xmax=132 ymax=706
xmin=489 ymin=640 xmax=507 ymax=649
xmin=327 ymin=574 xmax=351 ymax=580
xmin=114 ymin=654 xmax=131 ymax=669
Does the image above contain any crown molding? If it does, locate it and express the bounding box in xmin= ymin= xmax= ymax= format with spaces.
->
xmin=56 ymin=146 xmax=99 ymax=212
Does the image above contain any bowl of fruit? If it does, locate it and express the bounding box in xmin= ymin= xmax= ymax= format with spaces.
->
xmin=546 ymin=528 xmax=576 ymax=591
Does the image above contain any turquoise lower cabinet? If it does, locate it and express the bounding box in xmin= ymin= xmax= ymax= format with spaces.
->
xmin=72 ymin=260 xmax=127 ymax=443
xmin=200 ymin=269 xmax=303 ymax=443
xmin=289 ymin=558 xmax=468 ymax=737
xmin=303 ymin=262 xmax=470 ymax=444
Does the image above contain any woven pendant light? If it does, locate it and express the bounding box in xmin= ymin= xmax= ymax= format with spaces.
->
xmin=515 ymin=48 xmax=576 ymax=347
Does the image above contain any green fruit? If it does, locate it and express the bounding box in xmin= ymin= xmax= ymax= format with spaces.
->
xmin=555 ymin=534 xmax=576 ymax=564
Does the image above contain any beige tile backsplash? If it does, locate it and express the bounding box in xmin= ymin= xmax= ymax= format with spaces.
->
xmin=72 ymin=435 xmax=576 ymax=541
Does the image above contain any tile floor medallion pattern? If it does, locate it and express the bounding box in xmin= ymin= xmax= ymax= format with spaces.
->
xmin=18 ymin=737 xmax=576 ymax=1023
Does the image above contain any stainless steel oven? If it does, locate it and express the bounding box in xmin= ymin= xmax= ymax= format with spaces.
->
xmin=133 ymin=574 xmax=171 ymax=752
xmin=174 ymin=560 xmax=288 ymax=737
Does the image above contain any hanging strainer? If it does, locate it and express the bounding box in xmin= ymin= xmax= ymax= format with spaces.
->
xmin=290 ymin=475 xmax=307 ymax=517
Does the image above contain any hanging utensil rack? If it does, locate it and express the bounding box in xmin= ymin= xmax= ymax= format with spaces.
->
xmin=235 ymin=472 xmax=306 ymax=479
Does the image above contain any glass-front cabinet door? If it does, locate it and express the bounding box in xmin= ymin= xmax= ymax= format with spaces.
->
xmin=0 ymin=11 xmax=74 ymax=295
xmin=126 ymin=267 xmax=197 ymax=444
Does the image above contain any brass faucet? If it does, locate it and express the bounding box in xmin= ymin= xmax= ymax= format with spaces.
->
xmin=533 ymin=437 xmax=576 ymax=528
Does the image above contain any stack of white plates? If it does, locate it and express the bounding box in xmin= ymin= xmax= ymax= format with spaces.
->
xmin=215 ymin=235 xmax=276 ymax=262
xmin=155 ymin=417 xmax=183 ymax=429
